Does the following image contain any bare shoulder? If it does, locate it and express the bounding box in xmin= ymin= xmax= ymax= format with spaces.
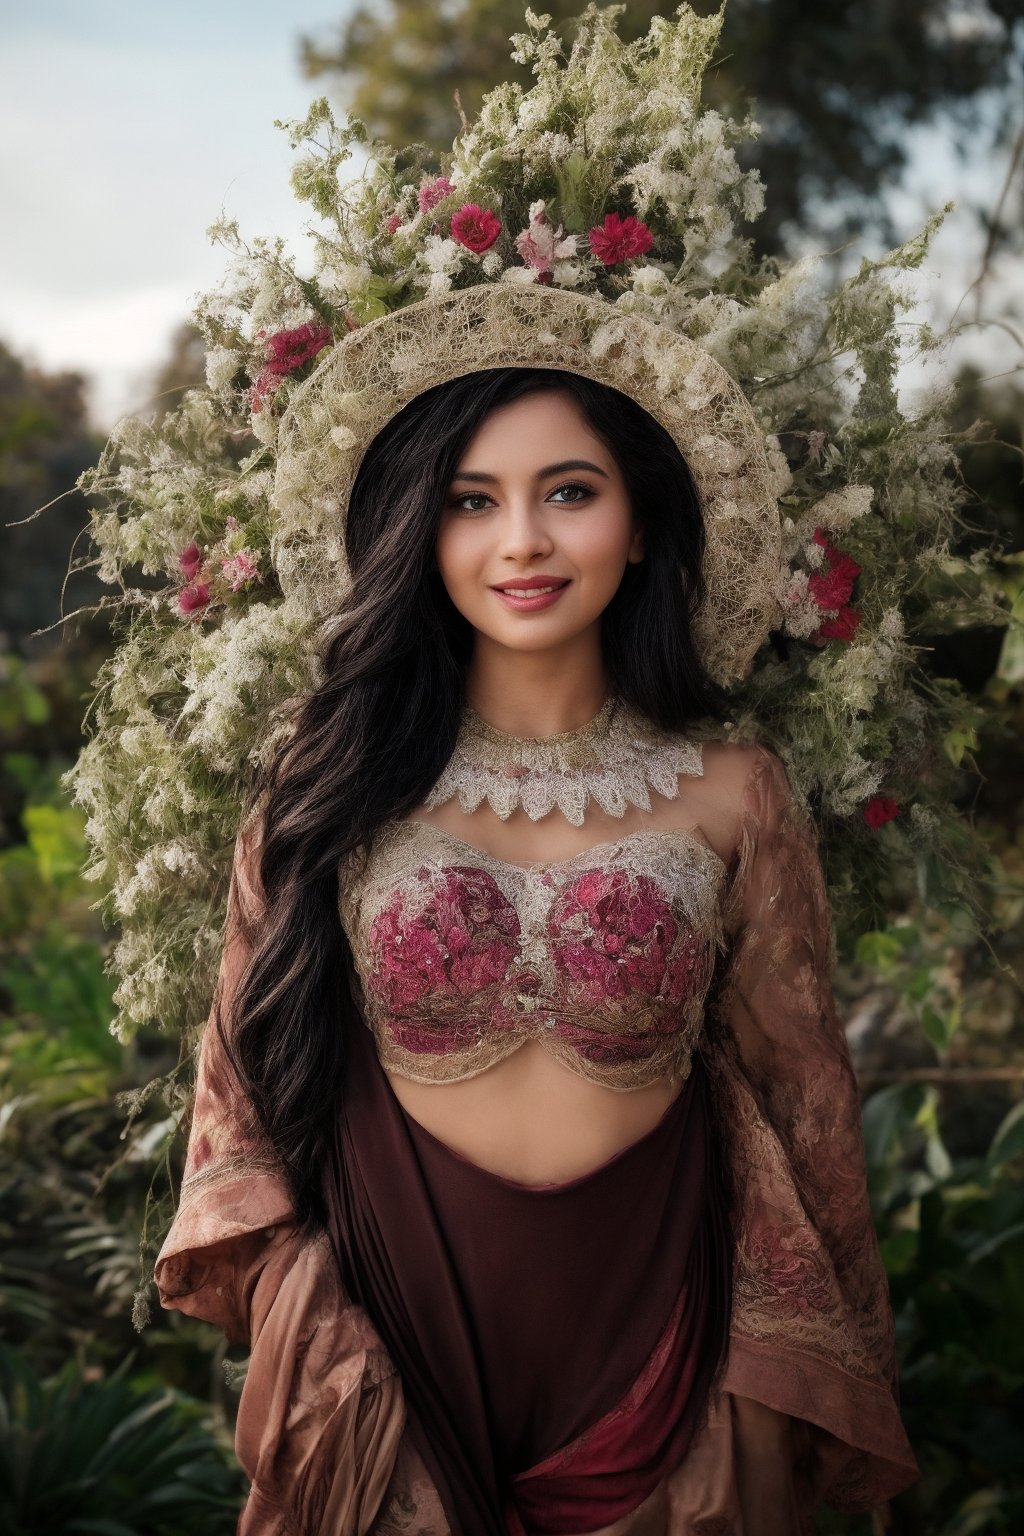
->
xmin=688 ymin=738 xmax=787 ymax=864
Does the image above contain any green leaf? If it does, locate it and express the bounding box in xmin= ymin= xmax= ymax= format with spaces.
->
xmin=988 ymin=1101 xmax=1024 ymax=1170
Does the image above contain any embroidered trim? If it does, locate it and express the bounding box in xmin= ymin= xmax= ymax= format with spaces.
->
xmin=423 ymin=696 xmax=704 ymax=827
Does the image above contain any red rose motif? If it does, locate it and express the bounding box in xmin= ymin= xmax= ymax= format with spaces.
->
xmin=367 ymin=867 xmax=520 ymax=1025
xmin=587 ymin=212 xmax=654 ymax=265
xmin=748 ymin=1227 xmax=835 ymax=1316
xmin=418 ymin=176 xmax=455 ymax=214
xmin=863 ymin=794 xmax=899 ymax=828
xmin=250 ymin=321 xmax=333 ymax=411
xmin=450 ymin=203 xmax=502 ymax=253
xmin=548 ymin=869 xmax=678 ymax=1001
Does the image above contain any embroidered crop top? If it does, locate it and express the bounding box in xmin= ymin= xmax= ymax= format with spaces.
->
xmin=338 ymin=816 xmax=728 ymax=1092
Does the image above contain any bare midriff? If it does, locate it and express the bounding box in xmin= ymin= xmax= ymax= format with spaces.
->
xmin=386 ymin=1041 xmax=683 ymax=1186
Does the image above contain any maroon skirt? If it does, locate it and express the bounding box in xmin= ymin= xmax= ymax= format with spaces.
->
xmin=324 ymin=1017 xmax=733 ymax=1536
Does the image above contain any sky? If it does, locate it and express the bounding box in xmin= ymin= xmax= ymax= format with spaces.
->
xmin=2 ymin=2 xmax=1020 ymax=429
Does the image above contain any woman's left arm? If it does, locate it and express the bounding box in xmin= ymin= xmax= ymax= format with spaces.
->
xmin=697 ymin=746 xmax=918 ymax=1519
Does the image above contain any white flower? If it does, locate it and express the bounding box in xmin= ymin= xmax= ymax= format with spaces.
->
xmin=764 ymin=434 xmax=794 ymax=499
xmin=330 ymin=424 xmax=358 ymax=450
xmin=420 ymin=235 xmax=465 ymax=276
xmin=551 ymin=260 xmax=584 ymax=288
xmin=631 ymin=265 xmax=671 ymax=295
xmin=481 ymin=250 xmax=505 ymax=277
xmin=499 ymin=266 xmax=541 ymax=286
xmin=811 ymin=485 xmax=874 ymax=532
xmin=204 ymin=347 xmax=241 ymax=395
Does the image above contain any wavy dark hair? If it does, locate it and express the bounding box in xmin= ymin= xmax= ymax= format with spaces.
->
xmin=219 ymin=366 xmax=725 ymax=1224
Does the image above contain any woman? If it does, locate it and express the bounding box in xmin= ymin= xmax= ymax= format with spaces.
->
xmin=155 ymin=357 xmax=918 ymax=1535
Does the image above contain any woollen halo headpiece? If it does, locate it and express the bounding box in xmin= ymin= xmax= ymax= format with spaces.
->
xmin=274 ymin=283 xmax=784 ymax=687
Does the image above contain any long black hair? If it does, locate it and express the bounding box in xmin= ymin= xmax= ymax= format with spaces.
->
xmin=219 ymin=366 xmax=725 ymax=1223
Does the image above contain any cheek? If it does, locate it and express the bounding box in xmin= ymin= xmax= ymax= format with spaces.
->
xmin=436 ymin=520 xmax=485 ymax=607
xmin=568 ymin=506 xmax=635 ymax=584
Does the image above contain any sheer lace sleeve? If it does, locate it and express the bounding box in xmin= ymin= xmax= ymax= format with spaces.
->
xmin=699 ymin=747 xmax=918 ymax=1516
xmin=152 ymin=820 xmax=411 ymax=1535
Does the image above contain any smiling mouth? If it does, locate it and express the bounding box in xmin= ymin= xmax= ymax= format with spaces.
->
xmin=491 ymin=579 xmax=571 ymax=596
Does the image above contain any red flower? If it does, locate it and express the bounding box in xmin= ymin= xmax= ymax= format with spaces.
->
xmin=178 ymin=581 xmax=211 ymax=616
xmin=179 ymin=542 xmax=202 ymax=582
xmin=809 ymin=527 xmax=861 ymax=611
xmin=813 ymin=605 xmax=862 ymax=643
xmin=250 ymin=321 xmax=333 ymax=411
xmin=418 ymin=176 xmax=455 ymax=214
xmin=807 ymin=527 xmax=862 ymax=643
xmin=549 ymin=870 xmax=680 ymax=1001
xmin=864 ymin=795 xmax=899 ymax=828
xmin=450 ymin=203 xmax=502 ymax=252
xmin=587 ymin=212 xmax=654 ymax=265
xmin=385 ymin=213 xmax=403 ymax=235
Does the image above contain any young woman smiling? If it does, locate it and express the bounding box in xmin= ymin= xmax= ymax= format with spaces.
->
xmin=154 ymin=364 xmax=916 ymax=1535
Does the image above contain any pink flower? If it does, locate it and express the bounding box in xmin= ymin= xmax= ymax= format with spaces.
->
xmin=220 ymin=550 xmax=260 ymax=591
xmin=368 ymin=868 xmax=519 ymax=1023
xmin=748 ymin=1227 xmax=834 ymax=1316
xmin=514 ymin=200 xmax=578 ymax=278
xmin=250 ymin=321 xmax=333 ymax=411
xmin=450 ymin=203 xmax=502 ymax=253
xmin=418 ymin=176 xmax=455 ymax=213
xmin=179 ymin=542 xmax=202 ymax=582
xmin=587 ymin=212 xmax=654 ymax=265
xmin=864 ymin=795 xmax=899 ymax=828
xmin=178 ymin=581 xmax=211 ymax=616
xmin=549 ymin=870 xmax=679 ymax=1001
xmin=385 ymin=213 xmax=403 ymax=235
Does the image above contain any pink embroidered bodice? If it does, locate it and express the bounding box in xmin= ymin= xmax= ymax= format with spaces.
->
xmin=338 ymin=819 xmax=728 ymax=1091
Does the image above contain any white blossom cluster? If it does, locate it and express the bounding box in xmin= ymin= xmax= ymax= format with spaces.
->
xmin=62 ymin=1 xmax=1004 ymax=1044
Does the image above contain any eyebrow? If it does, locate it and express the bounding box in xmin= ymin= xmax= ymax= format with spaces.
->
xmin=450 ymin=458 xmax=609 ymax=484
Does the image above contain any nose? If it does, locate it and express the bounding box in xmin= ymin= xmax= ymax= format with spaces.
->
xmin=497 ymin=496 xmax=555 ymax=563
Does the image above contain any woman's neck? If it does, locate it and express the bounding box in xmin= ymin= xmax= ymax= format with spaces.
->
xmin=464 ymin=633 xmax=609 ymax=738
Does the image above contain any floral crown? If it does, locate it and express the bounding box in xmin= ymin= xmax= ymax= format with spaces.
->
xmin=67 ymin=3 xmax=1001 ymax=1045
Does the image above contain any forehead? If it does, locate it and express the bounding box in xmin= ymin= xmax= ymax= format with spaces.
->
xmin=459 ymin=389 xmax=608 ymax=457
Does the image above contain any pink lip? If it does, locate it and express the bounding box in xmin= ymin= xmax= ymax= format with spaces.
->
xmin=490 ymin=577 xmax=571 ymax=612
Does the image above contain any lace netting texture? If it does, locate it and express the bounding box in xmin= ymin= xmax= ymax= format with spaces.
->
xmin=273 ymin=284 xmax=784 ymax=687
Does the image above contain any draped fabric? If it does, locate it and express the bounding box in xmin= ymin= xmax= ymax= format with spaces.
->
xmin=324 ymin=1014 xmax=732 ymax=1535
xmin=153 ymin=743 xmax=919 ymax=1534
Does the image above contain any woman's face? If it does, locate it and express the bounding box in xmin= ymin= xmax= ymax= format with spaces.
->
xmin=435 ymin=389 xmax=643 ymax=655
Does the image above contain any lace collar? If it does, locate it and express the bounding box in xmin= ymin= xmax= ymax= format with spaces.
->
xmin=423 ymin=695 xmax=703 ymax=827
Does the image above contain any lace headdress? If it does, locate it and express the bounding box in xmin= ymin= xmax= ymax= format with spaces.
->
xmin=275 ymin=284 xmax=783 ymax=688
xmin=67 ymin=3 xmax=1000 ymax=1048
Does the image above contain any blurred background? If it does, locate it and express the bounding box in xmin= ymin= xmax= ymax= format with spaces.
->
xmin=1 ymin=2 xmax=1022 ymax=1531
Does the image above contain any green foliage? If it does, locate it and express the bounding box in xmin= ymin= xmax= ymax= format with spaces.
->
xmin=862 ymin=1087 xmax=1024 ymax=1533
xmin=0 ymin=1345 xmax=243 ymax=1536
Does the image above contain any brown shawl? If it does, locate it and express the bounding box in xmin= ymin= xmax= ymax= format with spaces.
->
xmin=153 ymin=746 xmax=919 ymax=1534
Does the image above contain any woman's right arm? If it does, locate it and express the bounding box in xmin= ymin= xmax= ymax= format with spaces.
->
xmin=153 ymin=818 xmax=409 ymax=1535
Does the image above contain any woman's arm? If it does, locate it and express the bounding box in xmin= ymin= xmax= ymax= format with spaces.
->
xmin=692 ymin=746 xmax=917 ymax=1522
